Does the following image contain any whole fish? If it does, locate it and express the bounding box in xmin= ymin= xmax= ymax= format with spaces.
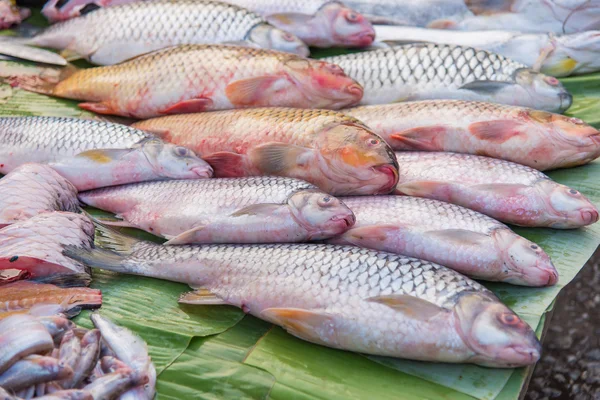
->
xmin=0 ymin=281 xmax=102 ymax=317
xmin=344 ymin=100 xmax=600 ymax=170
xmin=394 ymin=152 xmax=599 ymax=228
xmin=133 ymin=108 xmax=398 ymax=195
xmin=79 ymin=177 xmax=356 ymax=244
xmin=3 ymin=45 xmax=362 ymax=118
xmin=83 ymin=369 xmax=143 ymax=400
xmin=0 ymin=314 xmax=54 ymax=374
xmin=10 ymin=0 xmax=308 ymax=65
xmin=63 ymin=329 xmax=101 ymax=389
xmin=0 ymin=355 xmax=73 ymax=391
xmin=36 ymin=390 xmax=93 ymax=400
xmin=0 ymin=164 xmax=79 ymax=228
xmin=0 ymin=212 xmax=94 ymax=277
xmin=0 ymin=117 xmax=212 ymax=190
xmin=324 ymin=43 xmax=572 ymax=113
xmin=64 ymin=224 xmax=542 ymax=368
xmin=372 ymin=27 xmax=600 ymax=77
xmin=0 ymin=0 xmax=29 ymax=29
xmin=91 ymin=314 xmax=155 ymax=399
xmin=454 ymin=0 xmax=600 ymax=34
xmin=330 ymin=196 xmax=558 ymax=286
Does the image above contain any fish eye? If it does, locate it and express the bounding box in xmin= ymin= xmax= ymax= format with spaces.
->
xmin=318 ymin=196 xmax=332 ymax=207
xmin=366 ymin=138 xmax=380 ymax=146
xmin=530 ymin=244 xmax=538 ymax=250
xmin=174 ymin=146 xmax=189 ymax=157
xmin=544 ymin=76 xmax=560 ymax=86
xmin=345 ymin=12 xmax=360 ymax=22
xmin=498 ymin=312 xmax=520 ymax=326
xmin=569 ymin=189 xmax=579 ymax=195
xmin=321 ymin=62 xmax=344 ymax=75
xmin=282 ymin=32 xmax=296 ymax=42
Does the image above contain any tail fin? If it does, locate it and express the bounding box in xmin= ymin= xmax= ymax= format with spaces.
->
xmin=0 ymin=38 xmax=67 ymax=66
xmin=0 ymin=56 xmax=76 ymax=95
xmin=31 ymin=272 xmax=92 ymax=288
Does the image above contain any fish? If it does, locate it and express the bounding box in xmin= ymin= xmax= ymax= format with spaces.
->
xmin=2 ymin=45 xmax=363 ymax=118
xmin=9 ymin=0 xmax=309 ymax=65
xmin=83 ymin=369 xmax=142 ymax=400
xmin=36 ymin=316 xmax=75 ymax=339
xmin=0 ymin=117 xmax=213 ymax=190
xmin=57 ymin=330 xmax=81 ymax=375
xmin=372 ymin=27 xmax=600 ymax=77
xmin=0 ymin=355 xmax=73 ymax=391
xmin=0 ymin=41 xmax=67 ymax=66
xmin=0 ymin=164 xmax=79 ymax=228
xmin=64 ymin=223 xmax=542 ymax=368
xmin=0 ymin=281 xmax=102 ymax=318
xmin=63 ymin=329 xmax=100 ymax=389
xmin=91 ymin=314 xmax=155 ymax=399
xmin=0 ymin=314 xmax=54 ymax=374
xmin=324 ymin=43 xmax=573 ymax=113
xmin=344 ymin=100 xmax=600 ymax=170
xmin=0 ymin=0 xmax=29 ymax=29
xmin=453 ymin=0 xmax=600 ymax=34
xmin=394 ymin=152 xmax=599 ymax=228
xmin=133 ymin=108 xmax=398 ymax=195
xmin=329 ymin=196 xmax=558 ymax=286
xmin=79 ymin=177 xmax=355 ymax=244
xmin=36 ymin=390 xmax=93 ymax=400
xmin=0 ymin=212 xmax=94 ymax=278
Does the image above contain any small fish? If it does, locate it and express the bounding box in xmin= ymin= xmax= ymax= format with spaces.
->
xmin=329 ymin=196 xmax=558 ymax=286
xmin=36 ymin=316 xmax=75 ymax=339
xmin=133 ymin=108 xmax=398 ymax=195
xmin=19 ymin=0 xmax=309 ymax=65
xmin=394 ymin=152 xmax=599 ymax=228
xmin=0 ymin=281 xmax=102 ymax=318
xmin=0 ymin=0 xmax=29 ymax=29
xmin=91 ymin=314 xmax=155 ymax=398
xmin=0 ymin=355 xmax=73 ymax=391
xmin=344 ymin=100 xmax=600 ymax=170
xmin=64 ymin=223 xmax=542 ymax=367
xmin=0 ymin=117 xmax=213 ymax=190
xmin=0 ymin=314 xmax=54 ymax=374
xmin=372 ymin=27 xmax=600 ymax=77
xmin=0 ymin=212 xmax=94 ymax=278
xmin=58 ymin=330 xmax=81 ymax=374
xmin=79 ymin=177 xmax=355 ymax=244
xmin=0 ymin=164 xmax=79 ymax=228
xmin=36 ymin=390 xmax=93 ymax=400
xmin=64 ymin=329 xmax=101 ymax=389
xmin=83 ymin=368 xmax=143 ymax=400
xmin=325 ymin=43 xmax=572 ymax=113
xmin=2 ymin=45 xmax=362 ymax=118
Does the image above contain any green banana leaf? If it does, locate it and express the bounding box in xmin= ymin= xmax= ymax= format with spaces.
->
xmin=1 ymin=14 xmax=599 ymax=398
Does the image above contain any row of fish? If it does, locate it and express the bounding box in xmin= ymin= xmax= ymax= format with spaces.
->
xmin=0 ymin=308 xmax=154 ymax=399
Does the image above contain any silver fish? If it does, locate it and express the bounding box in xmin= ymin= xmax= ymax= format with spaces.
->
xmin=0 ymin=117 xmax=212 ymax=190
xmin=79 ymin=177 xmax=355 ymax=245
xmin=8 ymin=0 xmax=308 ymax=65
xmin=0 ymin=315 xmax=54 ymax=374
xmin=330 ymin=196 xmax=558 ymax=286
xmin=0 ymin=355 xmax=73 ymax=391
xmin=63 ymin=329 xmax=101 ymax=389
xmin=58 ymin=330 xmax=81 ymax=374
xmin=324 ymin=43 xmax=572 ymax=113
xmin=36 ymin=390 xmax=93 ymax=400
xmin=394 ymin=152 xmax=599 ymax=228
xmin=0 ymin=164 xmax=79 ymax=228
xmin=64 ymin=224 xmax=542 ymax=367
xmin=83 ymin=369 xmax=141 ymax=400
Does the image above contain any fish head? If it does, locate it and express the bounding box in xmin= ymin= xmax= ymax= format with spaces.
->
xmin=454 ymin=291 xmax=541 ymax=367
xmin=138 ymin=138 xmax=213 ymax=179
xmin=535 ymin=180 xmax=599 ymax=228
xmin=287 ymin=189 xmax=355 ymax=239
xmin=548 ymin=31 xmax=600 ymax=76
xmin=319 ymin=2 xmax=375 ymax=47
xmin=492 ymin=229 xmax=558 ymax=286
xmin=283 ymin=58 xmax=363 ymax=109
xmin=513 ymin=68 xmax=572 ymax=113
xmin=314 ymin=122 xmax=399 ymax=195
xmin=247 ymin=24 xmax=310 ymax=57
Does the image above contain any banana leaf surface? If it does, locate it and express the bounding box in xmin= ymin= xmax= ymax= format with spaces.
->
xmin=1 ymin=12 xmax=599 ymax=399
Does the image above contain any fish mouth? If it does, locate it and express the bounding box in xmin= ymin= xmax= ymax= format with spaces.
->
xmin=535 ymin=260 xmax=559 ymax=286
xmin=581 ymin=208 xmax=599 ymax=225
xmin=345 ymin=83 xmax=364 ymax=100
xmin=330 ymin=213 xmax=356 ymax=228
xmin=192 ymin=165 xmax=214 ymax=178
xmin=347 ymin=30 xmax=376 ymax=47
xmin=559 ymin=92 xmax=573 ymax=113
xmin=373 ymin=164 xmax=399 ymax=194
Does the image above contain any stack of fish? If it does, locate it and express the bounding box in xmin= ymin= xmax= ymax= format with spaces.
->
xmin=0 ymin=312 xmax=154 ymax=399
xmin=0 ymin=0 xmax=599 ymax=397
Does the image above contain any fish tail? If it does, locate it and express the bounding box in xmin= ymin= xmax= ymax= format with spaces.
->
xmin=31 ymin=273 xmax=92 ymax=288
xmin=0 ymin=61 xmax=77 ymax=96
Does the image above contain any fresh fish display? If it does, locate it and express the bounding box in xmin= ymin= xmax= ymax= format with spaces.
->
xmin=0 ymin=355 xmax=73 ymax=391
xmin=133 ymin=108 xmax=398 ymax=195
xmin=0 ymin=315 xmax=54 ymax=374
xmin=3 ymin=45 xmax=363 ymax=118
xmin=0 ymin=212 xmax=94 ymax=277
xmin=324 ymin=43 xmax=573 ymax=113
xmin=330 ymin=196 xmax=558 ymax=286
xmin=65 ymin=224 xmax=542 ymax=368
xmin=0 ymin=117 xmax=213 ymax=190
xmin=10 ymin=0 xmax=309 ymax=65
xmin=0 ymin=164 xmax=79 ymax=228
xmin=0 ymin=0 xmax=29 ymax=29
xmin=394 ymin=152 xmax=599 ymax=228
xmin=0 ymin=281 xmax=102 ymax=318
xmin=454 ymin=0 xmax=600 ymax=34
xmin=345 ymin=100 xmax=600 ymax=170
xmin=372 ymin=27 xmax=600 ymax=77
xmin=79 ymin=177 xmax=356 ymax=244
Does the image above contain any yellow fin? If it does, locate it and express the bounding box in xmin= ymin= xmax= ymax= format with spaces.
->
xmin=178 ymin=289 xmax=227 ymax=305
xmin=249 ymin=142 xmax=312 ymax=174
xmin=60 ymin=48 xmax=83 ymax=62
xmin=260 ymin=307 xmax=334 ymax=345
xmin=543 ymin=58 xmax=578 ymax=77
xmin=76 ymin=148 xmax=130 ymax=164
xmin=367 ymin=295 xmax=444 ymax=321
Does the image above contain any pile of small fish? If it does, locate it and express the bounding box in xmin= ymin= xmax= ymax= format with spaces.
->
xmin=0 ymin=0 xmax=599 ymax=397
xmin=0 ymin=311 xmax=154 ymax=399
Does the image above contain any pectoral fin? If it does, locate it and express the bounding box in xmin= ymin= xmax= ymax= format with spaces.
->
xmin=367 ymin=295 xmax=445 ymax=321
xmin=341 ymin=225 xmax=400 ymax=245
xmin=164 ymin=225 xmax=206 ymax=245
xmin=75 ymin=148 xmax=132 ymax=163
xmin=471 ymin=183 xmax=529 ymax=196
xmin=468 ymin=120 xmax=524 ymax=143
xmin=261 ymin=307 xmax=335 ymax=345
xmin=230 ymin=203 xmax=282 ymax=217
xmin=179 ymin=289 xmax=227 ymax=305
xmin=160 ymin=98 xmax=213 ymax=114
xmin=460 ymin=80 xmax=513 ymax=94
xmin=427 ymin=229 xmax=489 ymax=246
xmin=394 ymin=181 xmax=445 ymax=197
xmin=266 ymin=12 xmax=313 ymax=27
xmin=250 ymin=142 xmax=313 ymax=174
xmin=225 ymin=76 xmax=280 ymax=106
xmin=60 ymin=48 xmax=83 ymax=62
xmin=390 ymin=126 xmax=447 ymax=150
xmin=78 ymin=102 xmax=115 ymax=115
